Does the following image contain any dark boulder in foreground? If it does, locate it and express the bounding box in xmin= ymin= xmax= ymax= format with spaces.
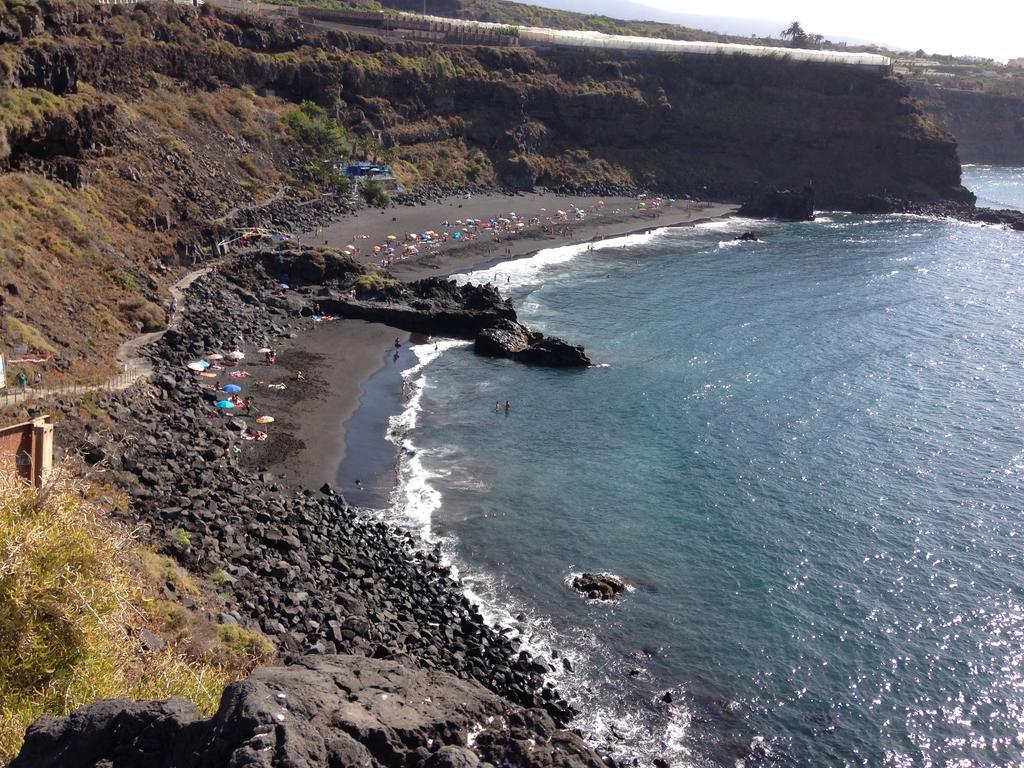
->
xmin=11 ymin=655 xmax=604 ymax=768
xmin=572 ymin=572 xmax=626 ymax=600
xmin=739 ymin=186 xmax=815 ymax=221
xmin=476 ymin=319 xmax=591 ymax=367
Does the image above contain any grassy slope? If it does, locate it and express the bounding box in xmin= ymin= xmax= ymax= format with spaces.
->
xmin=0 ymin=4 xmax=306 ymax=382
xmin=0 ymin=466 xmax=275 ymax=763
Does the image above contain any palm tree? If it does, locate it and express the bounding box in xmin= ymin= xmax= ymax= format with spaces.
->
xmin=781 ymin=21 xmax=805 ymax=40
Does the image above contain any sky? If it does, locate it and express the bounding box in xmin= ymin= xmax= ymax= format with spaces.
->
xmin=634 ymin=0 xmax=1023 ymax=62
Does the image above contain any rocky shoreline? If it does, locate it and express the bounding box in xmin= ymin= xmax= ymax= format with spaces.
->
xmin=16 ymin=264 xmax=603 ymax=765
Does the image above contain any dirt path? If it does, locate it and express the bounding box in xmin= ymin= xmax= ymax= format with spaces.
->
xmin=1 ymin=265 xmax=212 ymax=408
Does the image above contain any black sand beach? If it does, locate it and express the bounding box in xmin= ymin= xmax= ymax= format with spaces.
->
xmin=257 ymin=195 xmax=738 ymax=500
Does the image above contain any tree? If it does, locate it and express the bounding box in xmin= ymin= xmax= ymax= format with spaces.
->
xmin=780 ymin=20 xmax=824 ymax=50
xmin=781 ymin=20 xmax=806 ymax=42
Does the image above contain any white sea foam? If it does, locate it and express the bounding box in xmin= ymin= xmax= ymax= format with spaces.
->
xmin=387 ymin=339 xmax=470 ymax=532
xmin=455 ymin=228 xmax=671 ymax=293
xmin=381 ymin=241 xmax=700 ymax=767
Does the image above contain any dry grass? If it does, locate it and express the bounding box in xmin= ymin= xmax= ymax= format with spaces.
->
xmin=3 ymin=317 xmax=55 ymax=354
xmin=0 ymin=468 xmax=275 ymax=763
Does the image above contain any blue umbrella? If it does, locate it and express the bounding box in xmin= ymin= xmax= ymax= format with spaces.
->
xmin=215 ymin=400 xmax=235 ymax=409
xmin=222 ymin=384 xmax=242 ymax=393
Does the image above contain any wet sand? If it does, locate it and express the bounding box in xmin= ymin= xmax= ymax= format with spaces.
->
xmin=241 ymin=319 xmax=409 ymax=491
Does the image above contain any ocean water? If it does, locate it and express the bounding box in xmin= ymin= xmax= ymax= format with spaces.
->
xmin=386 ymin=166 xmax=1024 ymax=766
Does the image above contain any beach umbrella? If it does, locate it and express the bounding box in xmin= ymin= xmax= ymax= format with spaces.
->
xmin=277 ymin=282 xmax=289 ymax=290
xmin=228 ymin=350 xmax=245 ymax=360
xmin=223 ymin=384 xmax=242 ymax=393
xmin=540 ymin=208 xmax=546 ymax=212
xmin=187 ymin=361 xmax=209 ymax=371
xmin=215 ymin=400 xmax=235 ymax=409
xmin=207 ymin=353 xmax=224 ymax=361
xmin=257 ymin=347 xmax=271 ymax=354
xmin=387 ymin=234 xmax=397 ymax=241
xmin=256 ymin=416 xmax=275 ymax=424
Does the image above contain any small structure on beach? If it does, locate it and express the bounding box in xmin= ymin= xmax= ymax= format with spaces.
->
xmin=339 ymin=161 xmax=406 ymax=193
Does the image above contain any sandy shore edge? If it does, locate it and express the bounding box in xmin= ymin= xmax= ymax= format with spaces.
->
xmin=257 ymin=195 xmax=738 ymax=494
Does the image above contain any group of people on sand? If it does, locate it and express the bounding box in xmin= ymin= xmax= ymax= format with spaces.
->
xmin=346 ymin=197 xmax=663 ymax=269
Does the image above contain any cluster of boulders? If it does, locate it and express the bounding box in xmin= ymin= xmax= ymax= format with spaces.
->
xmin=320 ymin=277 xmax=518 ymax=339
xmin=70 ymin=269 xmax=576 ymax=729
xmin=236 ymin=191 xmax=353 ymax=235
xmin=572 ymin=573 xmax=626 ymax=601
xmin=11 ymin=655 xmax=605 ymax=768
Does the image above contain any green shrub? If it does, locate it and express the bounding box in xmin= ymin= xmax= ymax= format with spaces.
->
xmin=210 ymin=625 xmax=275 ymax=670
xmin=118 ymin=298 xmax=165 ymax=332
xmin=351 ymin=271 xmax=396 ymax=294
xmin=172 ymin=528 xmax=191 ymax=548
xmin=281 ymin=100 xmax=349 ymax=157
xmin=104 ymin=268 xmax=137 ymax=292
xmin=359 ymin=179 xmax=390 ymax=207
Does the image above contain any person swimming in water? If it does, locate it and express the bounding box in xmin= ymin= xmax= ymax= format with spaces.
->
xmin=495 ymin=401 xmax=501 ymax=412
xmin=504 ymin=400 xmax=511 ymax=412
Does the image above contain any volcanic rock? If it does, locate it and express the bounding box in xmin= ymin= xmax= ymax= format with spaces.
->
xmin=738 ymin=186 xmax=815 ymax=221
xmin=476 ymin=319 xmax=591 ymax=367
xmin=572 ymin=573 xmax=626 ymax=600
xmin=10 ymin=655 xmax=604 ymax=768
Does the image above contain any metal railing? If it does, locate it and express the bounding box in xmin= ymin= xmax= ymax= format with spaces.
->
xmin=0 ymin=366 xmax=148 ymax=410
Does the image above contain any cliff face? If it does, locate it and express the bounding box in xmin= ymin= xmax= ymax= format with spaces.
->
xmin=4 ymin=1 xmax=971 ymax=210
xmin=0 ymin=0 xmax=973 ymax=378
xmin=911 ymin=83 xmax=1024 ymax=166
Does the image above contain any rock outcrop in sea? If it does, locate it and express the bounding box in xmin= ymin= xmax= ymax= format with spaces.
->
xmin=244 ymin=248 xmax=594 ymax=366
xmin=738 ymin=187 xmax=815 ymax=221
xmin=476 ymin=319 xmax=592 ymax=367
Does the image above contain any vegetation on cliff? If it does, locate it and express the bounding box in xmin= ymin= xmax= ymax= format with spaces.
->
xmin=0 ymin=0 xmax=966 ymax=380
xmin=0 ymin=468 xmax=275 ymax=763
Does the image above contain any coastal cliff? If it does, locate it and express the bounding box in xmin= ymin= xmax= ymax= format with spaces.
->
xmin=0 ymin=0 xmax=974 ymax=379
xmin=911 ymin=83 xmax=1024 ymax=166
